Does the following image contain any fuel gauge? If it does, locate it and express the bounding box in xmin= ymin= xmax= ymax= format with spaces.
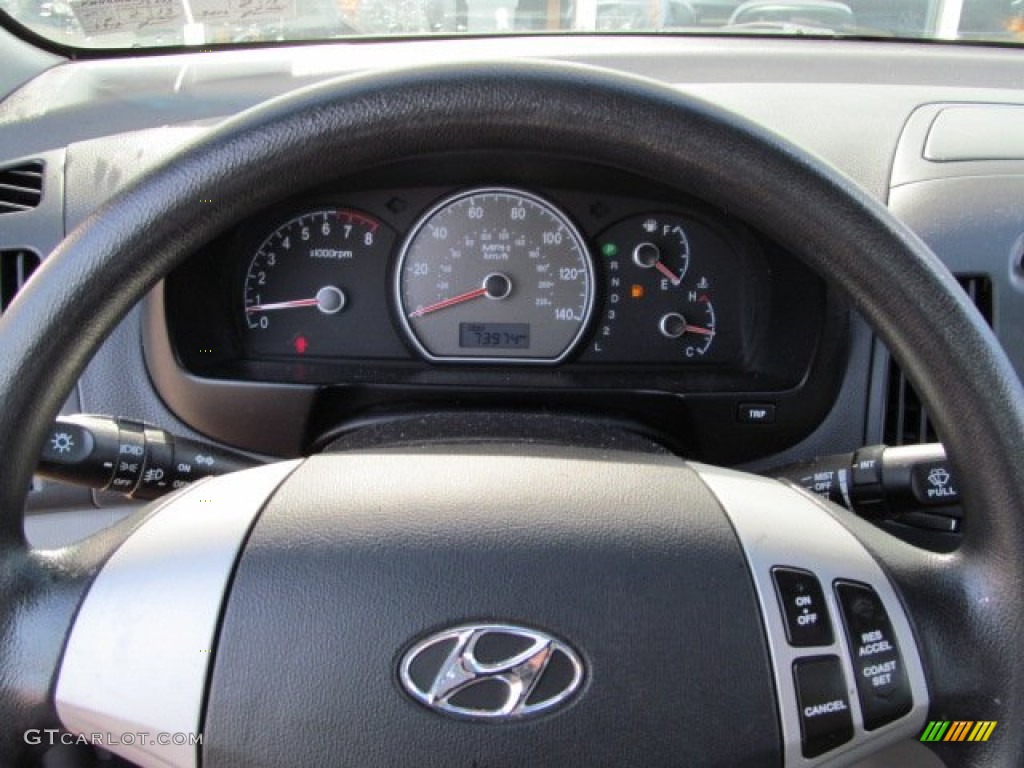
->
xmin=627 ymin=218 xmax=690 ymax=287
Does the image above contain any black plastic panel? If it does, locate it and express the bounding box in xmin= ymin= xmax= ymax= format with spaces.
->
xmin=162 ymin=155 xmax=844 ymax=464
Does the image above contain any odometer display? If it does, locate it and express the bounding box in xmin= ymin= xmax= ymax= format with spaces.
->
xmin=395 ymin=188 xmax=594 ymax=363
xmin=460 ymin=322 xmax=530 ymax=349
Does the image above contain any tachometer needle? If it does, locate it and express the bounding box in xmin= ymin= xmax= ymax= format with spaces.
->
xmin=408 ymin=287 xmax=488 ymax=318
xmin=654 ymin=261 xmax=682 ymax=286
xmin=245 ymin=298 xmax=320 ymax=312
xmin=246 ymin=286 xmax=347 ymax=315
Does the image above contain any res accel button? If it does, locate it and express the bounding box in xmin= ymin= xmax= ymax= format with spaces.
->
xmin=793 ymin=656 xmax=854 ymax=758
xmin=772 ymin=567 xmax=834 ymax=647
xmin=835 ymin=581 xmax=913 ymax=730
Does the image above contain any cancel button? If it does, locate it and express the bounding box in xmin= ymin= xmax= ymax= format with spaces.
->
xmin=793 ymin=656 xmax=854 ymax=758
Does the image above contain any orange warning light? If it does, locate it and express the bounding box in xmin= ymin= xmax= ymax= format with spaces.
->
xmin=630 ymin=284 xmax=644 ymax=299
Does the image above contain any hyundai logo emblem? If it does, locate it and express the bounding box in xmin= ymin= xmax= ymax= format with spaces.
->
xmin=399 ymin=623 xmax=584 ymax=720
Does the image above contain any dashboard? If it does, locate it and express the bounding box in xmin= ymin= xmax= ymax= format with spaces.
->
xmin=2 ymin=33 xmax=1022 ymax=538
xmin=162 ymin=158 xmax=841 ymax=463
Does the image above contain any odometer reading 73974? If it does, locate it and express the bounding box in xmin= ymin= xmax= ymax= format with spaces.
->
xmin=394 ymin=188 xmax=595 ymax=363
xmin=459 ymin=322 xmax=530 ymax=349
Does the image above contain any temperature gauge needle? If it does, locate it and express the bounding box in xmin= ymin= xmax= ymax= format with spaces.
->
xmin=659 ymin=312 xmax=715 ymax=340
xmin=408 ymin=287 xmax=488 ymax=318
xmin=654 ymin=261 xmax=683 ymax=286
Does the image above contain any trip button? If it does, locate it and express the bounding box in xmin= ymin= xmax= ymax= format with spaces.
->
xmin=772 ymin=567 xmax=834 ymax=647
xmin=738 ymin=403 xmax=776 ymax=424
xmin=835 ymin=581 xmax=913 ymax=730
xmin=793 ymin=656 xmax=854 ymax=758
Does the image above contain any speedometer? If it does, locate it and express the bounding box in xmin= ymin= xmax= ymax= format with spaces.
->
xmin=395 ymin=188 xmax=594 ymax=363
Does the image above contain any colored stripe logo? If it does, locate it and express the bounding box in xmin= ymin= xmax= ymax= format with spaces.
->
xmin=921 ymin=721 xmax=997 ymax=742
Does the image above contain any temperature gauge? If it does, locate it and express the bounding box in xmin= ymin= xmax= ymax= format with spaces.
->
xmin=657 ymin=295 xmax=716 ymax=358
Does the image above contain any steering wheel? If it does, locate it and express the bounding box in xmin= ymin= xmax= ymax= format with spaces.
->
xmin=1 ymin=61 xmax=1022 ymax=768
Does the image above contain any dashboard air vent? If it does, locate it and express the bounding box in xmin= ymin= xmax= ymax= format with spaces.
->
xmin=0 ymin=160 xmax=45 ymax=214
xmin=883 ymin=274 xmax=993 ymax=445
xmin=0 ymin=249 xmax=41 ymax=314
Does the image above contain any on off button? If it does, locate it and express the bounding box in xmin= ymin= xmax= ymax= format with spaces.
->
xmin=772 ymin=567 xmax=834 ymax=647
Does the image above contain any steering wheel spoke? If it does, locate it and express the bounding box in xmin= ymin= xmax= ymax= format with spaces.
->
xmin=54 ymin=462 xmax=299 ymax=768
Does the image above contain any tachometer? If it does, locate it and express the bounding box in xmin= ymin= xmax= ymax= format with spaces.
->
xmin=242 ymin=208 xmax=401 ymax=359
xmin=395 ymin=188 xmax=594 ymax=363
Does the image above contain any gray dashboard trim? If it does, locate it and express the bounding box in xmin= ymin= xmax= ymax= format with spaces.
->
xmin=0 ymin=24 xmax=64 ymax=103
xmin=0 ymin=149 xmax=66 ymax=255
xmin=5 ymin=39 xmax=1024 ymax=201
xmin=888 ymin=176 xmax=1024 ymax=379
xmin=697 ymin=465 xmax=929 ymax=767
xmin=64 ymin=125 xmax=209 ymax=231
xmin=892 ymin=102 xmax=1024 ymax=187
xmin=55 ymin=460 xmax=301 ymax=768
xmin=142 ymin=286 xmax=313 ymax=456
xmin=924 ymin=105 xmax=1024 ymax=162
xmin=869 ymin=101 xmax=1024 ymax=445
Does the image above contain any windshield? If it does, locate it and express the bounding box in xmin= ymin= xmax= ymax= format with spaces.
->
xmin=1 ymin=0 xmax=1022 ymax=50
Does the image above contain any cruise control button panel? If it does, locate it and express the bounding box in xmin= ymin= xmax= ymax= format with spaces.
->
xmin=835 ymin=581 xmax=913 ymax=730
xmin=772 ymin=567 xmax=833 ymax=647
xmin=697 ymin=469 xmax=929 ymax=768
xmin=792 ymin=656 xmax=854 ymax=758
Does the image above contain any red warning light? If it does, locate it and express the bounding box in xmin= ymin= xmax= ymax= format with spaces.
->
xmin=293 ymin=336 xmax=309 ymax=355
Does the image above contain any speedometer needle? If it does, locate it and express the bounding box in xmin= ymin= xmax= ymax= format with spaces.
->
xmin=408 ymin=287 xmax=488 ymax=318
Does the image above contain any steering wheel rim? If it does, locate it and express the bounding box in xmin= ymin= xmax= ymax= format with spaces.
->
xmin=1 ymin=60 xmax=1022 ymax=766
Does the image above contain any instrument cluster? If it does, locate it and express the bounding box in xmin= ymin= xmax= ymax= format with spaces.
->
xmin=173 ymin=184 xmax=771 ymax=374
xmin=161 ymin=175 xmax=841 ymax=462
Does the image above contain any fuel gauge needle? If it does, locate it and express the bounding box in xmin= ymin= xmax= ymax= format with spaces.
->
xmin=408 ymin=287 xmax=488 ymax=318
xmin=654 ymin=261 xmax=683 ymax=286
